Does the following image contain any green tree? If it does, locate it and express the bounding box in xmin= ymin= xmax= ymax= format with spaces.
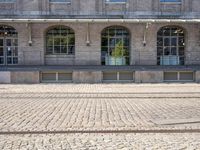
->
xmin=112 ymin=40 xmax=126 ymax=58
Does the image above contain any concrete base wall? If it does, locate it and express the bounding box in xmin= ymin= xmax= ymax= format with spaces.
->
xmin=0 ymin=72 xmax=11 ymax=83
xmin=11 ymin=71 xmax=40 ymax=84
xmin=195 ymin=71 xmax=200 ymax=83
xmin=135 ymin=71 xmax=163 ymax=83
xmin=1 ymin=70 xmax=199 ymax=84
xmin=73 ymin=71 xmax=102 ymax=83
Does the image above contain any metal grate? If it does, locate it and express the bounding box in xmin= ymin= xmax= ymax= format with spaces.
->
xmin=179 ymin=72 xmax=194 ymax=81
xmin=103 ymin=71 xmax=134 ymax=82
xmin=41 ymin=72 xmax=72 ymax=82
xmin=164 ymin=71 xmax=194 ymax=82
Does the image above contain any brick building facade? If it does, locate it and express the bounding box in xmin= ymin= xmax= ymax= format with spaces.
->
xmin=0 ymin=0 xmax=200 ymax=83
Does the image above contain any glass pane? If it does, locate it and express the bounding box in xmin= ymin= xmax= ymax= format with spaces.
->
xmin=68 ymin=35 xmax=75 ymax=45
xmin=13 ymin=57 xmax=18 ymax=64
xmin=157 ymin=47 xmax=163 ymax=56
xmin=177 ymin=29 xmax=184 ymax=36
xmin=13 ymin=47 xmax=18 ymax=56
xmin=0 ymin=57 xmax=4 ymax=64
xmin=164 ymin=47 xmax=170 ymax=55
xmin=52 ymin=27 xmax=60 ymax=35
xmin=6 ymin=39 xmax=11 ymax=46
xmin=179 ymin=47 xmax=184 ymax=56
xmin=0 ymin=39 xmax=3 ymax=46
xmin=123 ymin=47 xmax=129 ymax=57
xmin=54 ymin=46 xmax=60 ymax=54
xmin=13 ymin=39 xmax=18 ymax=46
xmin=171 ymin=38 xmax=177 ymax=46
xmin=163 ymin=28 xmax=170 ymax=36
xmin=102 ymin=38 xmax=108 ymax=46
xmin=109 ymin=38 xmax=115 ymax=47
xmin=68 ymin=46 xmax=75 ymax=54
xmin=157 ymin=29 xmax=163 ymax=36
xmin=115 ymin=38 xmax=122 ymax=46
xmin=179 ymin=37 xmax=184 ymax=46
xmin=54 ymin=38 xmax=60 ymax=45
xmin=47 ymin=38 xmax=53 ymax=46
xmin=61 ymin=38 xmax=68 ymax=45
xmin=0 ymin=47 xmax=3 ymax=56
xmin=157 ymin=37 xmax=163 ymax=46
xmin=171 ymin=28 xmax=178 ymax=36
xmin=7 ymin=57 xmax=12 ymax=64
xmin=46 ymin=46 xmax=53 ymax=54
xmin=60 ymin=28 xmax=68 ymax=36
xmin=109 ymin=29 xmax=115 ymax=37
xmin=116 ymin=29 xmax=123 ymax=36
xmin=6 ymin=47 xmax=12 ymax=56
xmin=179 ymin=57 xmax=184 ymax=65
xmin=164 ymin=38 xmax=170 ymax=46
xmin=123 ymin=38 xmax=129 ymax=46
xmin=171 ymin=47 xmax=177 ymax=55
xmin=61 ymin=46 xmax=67 ymax=53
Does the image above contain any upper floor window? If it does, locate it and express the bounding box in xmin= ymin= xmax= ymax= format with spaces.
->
xmin=49 ymin=0 xmax=71 ymax=3
xmin=0 ymin=0 xmax=15 ymax=2
xmin=46 ymin=26 xmax=75 ymax=55
xmin=160 ymin=0 xmax=181 ymax=2
xmin=105 ymin=0 xmax=126 ymax=3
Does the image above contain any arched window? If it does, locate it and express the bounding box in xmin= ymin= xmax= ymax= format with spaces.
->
xmin=157 ymin=26 xmax=185 ymax=65
xmin=46 ymin=26 xmax=75 ymax=55
xmin=0 ymin=25 xmax=18 ymax=65
xmin=101 ymin=26 xmax=130 ymax=65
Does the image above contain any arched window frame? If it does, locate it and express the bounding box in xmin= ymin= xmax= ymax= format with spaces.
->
xmin=157 ymin=26 xmax=185 ymax=65
xmin=0 ymin=25 xmax=18 ymax=65
xmin=101 ymin=26 xmax=130 ymax=66
xmin=46 ymin=26 xmax=75 ymax=55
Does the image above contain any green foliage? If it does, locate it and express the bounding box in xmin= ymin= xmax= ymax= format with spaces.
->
xmin=111 ymin=40 xmax=127 ymax=58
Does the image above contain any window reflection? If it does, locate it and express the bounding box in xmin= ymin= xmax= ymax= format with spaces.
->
xmin=101 ymin=26 xmax=130 ymax=66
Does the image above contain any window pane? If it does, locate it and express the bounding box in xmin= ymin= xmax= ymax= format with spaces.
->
xmin=61 ymin=46 xmax=67 ymax=54
xmin=163 ymin=28 xmax=170 ymax=36
xmin=0 ymin=39 xmax=3 ymax=46
xmin=0 ymin=47 xmax=3 ymax=56
xmin=46 ymin=46 xmax=53 ymax=54
xmin=157 ymin=37 xmax=163 ymax=46
xmin=179 ymin=37 xmax=184 ymax=46
xmin=68 ymin=46 xmax=75 ymax=54
xmin=47 ymin=38 xmax=53 ymax=46
xmin=171 ymin=38 xmax=177 ymax=46
xmin=171 ymin=47 xmax=177 ymax=55
xmin=164 ymin=38 xmax=170 ymax=46
xmin=54 ymin=38 xmax=60 ymax=46
xmin=164 ymin=47 xmax=170 ymax=55
xmin=54 ymin=46 xmax=60 ymax=54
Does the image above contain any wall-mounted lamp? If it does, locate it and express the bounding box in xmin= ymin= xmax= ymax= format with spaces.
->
xmin=28 ymin=40 xmax=32 ymax=46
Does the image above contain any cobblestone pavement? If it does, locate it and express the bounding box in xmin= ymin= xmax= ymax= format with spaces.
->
xmin=1 ymin=133 xmax=200 ymax=150
xmin=1 ymin=84 xmax=200 ymax=149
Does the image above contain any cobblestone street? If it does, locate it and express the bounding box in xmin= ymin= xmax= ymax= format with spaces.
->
xmin=1 ymin=84 xmax=200 ymax=149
